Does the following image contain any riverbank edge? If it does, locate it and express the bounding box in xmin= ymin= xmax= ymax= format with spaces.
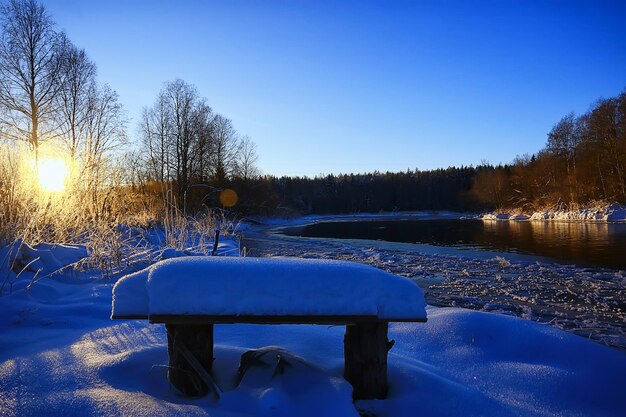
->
xmin=247 ymin=211 xmax=471 ymax=226
xmin=480 ymin=203 xmax=626 ymax=222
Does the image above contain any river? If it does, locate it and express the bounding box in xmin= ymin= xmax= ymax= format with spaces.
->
xmin=281 ymin=217 xmax=626 ymax=269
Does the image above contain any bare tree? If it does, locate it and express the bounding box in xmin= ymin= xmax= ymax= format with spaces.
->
xmin=210 ymin=113 xmax=238 ymax=185
xmin=140 ymin=91 xmax=172 ymax=184
xmin=547 ymin=113 xmax=579 ymax=203
xmin=164 ymin=79 xmax=198 ymax=209
xmin=588 ymin=97 xmax=626 ymax=200
xmin=57 ymin=41 xmax=96 ymax=160
xmin=84 ymin=84 xmax=126 ymax=168
xmin=0 ymin=0 xmax=64 ymax=162
xmin=138 ymin=79 xmax=254 ymax=210
xmin=192 ymin=100 xmax=213 ymax=183
xmin=234 ymin=135 xmax=260 ymax=181
xmin=82 ymin=83 xmax=126 ymax=214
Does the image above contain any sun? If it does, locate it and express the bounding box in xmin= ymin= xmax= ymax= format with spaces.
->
xmin=37 ymin=157 xmax=70 ymax=193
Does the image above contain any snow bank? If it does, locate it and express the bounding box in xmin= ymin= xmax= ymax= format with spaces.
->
xmin=371 ymin=307 xmax=626 ymax=417
xmin=484 ymin=204 xmax=626 ymax=222
xmin=480 ymin=213 xmax=510 ymax=220
xmin=530 ymin=204 xmax=626 ymax=221
xmin=112 ymin=257 xmax=426 ymax=320
xmin=508 ymin=213 xmax=529 ymax=220
xmin=156 ymin=241 xmax=240 ymax=261
xmin=481 ymin=213 xmax=529 ymax=221
xmin=9 ymin=241 xmax=88 ymax=276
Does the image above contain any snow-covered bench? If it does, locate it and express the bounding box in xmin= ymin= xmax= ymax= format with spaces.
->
xmin=111 ymin=257 xmax=427 ymax=400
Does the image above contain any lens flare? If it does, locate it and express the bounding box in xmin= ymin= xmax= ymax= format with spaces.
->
xmin=37 ymin=157 xmax=69 ymax=192
xmin=219 ymin=188 xmax=239 ymax=207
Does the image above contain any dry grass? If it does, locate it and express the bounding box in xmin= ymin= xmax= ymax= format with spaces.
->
xmin=0 ymin=144 xmax=239 ymax=290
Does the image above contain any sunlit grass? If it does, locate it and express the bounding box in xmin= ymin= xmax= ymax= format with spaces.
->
xmin=36 ymin=157 xmax=70 ymax=193
xmin=0 ymin=143 xmax=240 ymax=280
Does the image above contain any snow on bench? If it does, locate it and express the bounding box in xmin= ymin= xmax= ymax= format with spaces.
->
xmin=111 ymin=256 xmax=427 ymax=400
xmin=112 ymin=256 xmax=426 ymax=321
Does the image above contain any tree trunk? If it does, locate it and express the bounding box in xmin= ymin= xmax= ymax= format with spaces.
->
xmin=165 ymin=323 xmax=214 ymax=397
xmin=344 ymin=322 xmax=392 ymax=400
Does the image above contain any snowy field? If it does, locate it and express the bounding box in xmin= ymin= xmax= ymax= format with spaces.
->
xmin=1 ymin=223 xmax=626 ymax=416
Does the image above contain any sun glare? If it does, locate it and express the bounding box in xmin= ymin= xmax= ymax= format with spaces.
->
xmin=37 ymin=157 xmax=70 ymax=193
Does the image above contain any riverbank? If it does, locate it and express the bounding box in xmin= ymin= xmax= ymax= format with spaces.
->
xmin=481 ymin=203 xmax=626 ymax=222
xmin=242 ymin=216 xmax=626 ymax=350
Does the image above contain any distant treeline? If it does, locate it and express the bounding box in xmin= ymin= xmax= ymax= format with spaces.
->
xmin=129 ymin=89 xmax=626 ymax=216
xmin=257 ymin=168 xmax=484 ymax=214
xmin=217 ymin=89 xmax=626 ymax=216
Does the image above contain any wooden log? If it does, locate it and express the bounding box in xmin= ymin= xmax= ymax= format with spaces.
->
xmin=343 ymin=321 xmax=392 ymax=400
xmin=165 ymin=323 xmax=214 ymax=397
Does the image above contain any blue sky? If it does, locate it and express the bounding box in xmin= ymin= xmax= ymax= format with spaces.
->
xmin=43 ymin=0 xmax=626 ymax=177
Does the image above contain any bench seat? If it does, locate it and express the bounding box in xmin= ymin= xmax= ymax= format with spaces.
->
xmin=112 ymin=256 xmax=426 ymax=321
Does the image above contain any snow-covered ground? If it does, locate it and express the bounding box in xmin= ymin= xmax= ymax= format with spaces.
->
xmin=1 ymin=223 xmax=626 ymax=416
xmin=2 ymin=270 xmax=626 ymax=416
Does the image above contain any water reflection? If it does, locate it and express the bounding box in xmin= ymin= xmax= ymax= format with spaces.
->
xmin=284 ymin=219 xmax=626 ymax=269
xmin=480 ymin=220 xmax=622 ymax=266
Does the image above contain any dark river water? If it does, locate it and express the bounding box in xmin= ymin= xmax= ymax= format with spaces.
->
xmin=282 ymin=218 xmax=626 ymax=269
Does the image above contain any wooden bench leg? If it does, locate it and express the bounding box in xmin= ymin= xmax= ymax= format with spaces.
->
xmin=165 ymin=323 xmax=214 ymax=397
xmin=344 ymin=321 xmax=391 ymax=400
